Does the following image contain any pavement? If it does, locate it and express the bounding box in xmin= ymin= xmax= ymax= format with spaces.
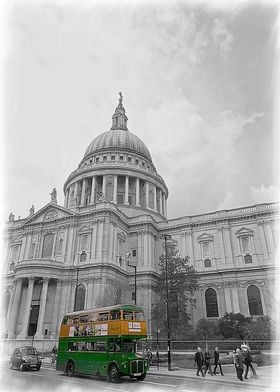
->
xmin=39 ymin=357 xmax=279 ymax=389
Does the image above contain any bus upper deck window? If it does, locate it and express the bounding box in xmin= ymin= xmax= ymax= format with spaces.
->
xmin=110 ymin=310 xmax=121 ymax=320
xmin=123 ymin=311 xmax=133 ymax=320
xmin=80 ymin=314 xmax=89 ymax=323
xmin=135 ymin=311 xmax=144 ymax=321
xmin=98 ymin=313 xmax=109 ymax=321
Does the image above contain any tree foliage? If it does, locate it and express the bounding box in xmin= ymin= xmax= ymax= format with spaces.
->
xmin=152 ymin=245 xmax=199 ymax=339
xmin=217 ymin=312 xmax=252 ymax=339
xmin=194 ymin=319 xmax=222 ymax=339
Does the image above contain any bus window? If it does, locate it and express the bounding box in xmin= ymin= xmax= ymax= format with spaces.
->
xmin=123 ymin=339 xmax=135 ymax=353
xmin=68 ymin=342 xmax=78 ymax=351
xmin=95 ymin=342 xmax=106 ymax=352
xmin=89 ymin=313 xmax=98 ymax=322
xmin=123 ymin=311 xmax=133 ymax=320
xmin=98 ymin=312 xmax=109 ymax=321
xmin=73 ymin=316 xmax=80 ymax=324
xmin=110 ymin=309 xmax=121 ymax=320
xmin=62 ymin=316 xmax=68 ymax=325
xmin=135 ymin=311 xmax=144 ymax=321
xmin=80 ymin=314 xmax=89 ymax=324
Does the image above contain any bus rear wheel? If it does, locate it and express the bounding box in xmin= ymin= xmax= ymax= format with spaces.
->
xmin=108 ymin=364 xmax=120 ymax=383
xmin=136 ymin=372 xmax=146 ymax=381
xmin=66 ymin=361 xmax=75 ymax=377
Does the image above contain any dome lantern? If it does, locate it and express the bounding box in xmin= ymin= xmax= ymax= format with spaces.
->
xmin=111 ymin=92 xmax=128 ymax=131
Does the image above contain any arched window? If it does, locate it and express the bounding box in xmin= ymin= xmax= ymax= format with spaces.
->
xmin=205 ymin=288 xmax=219 ymax=317
xmin=247 ymin=285 xmax=263 ymax=316
xmin=75 ymin=284 xmax=86 ymax=311
xmin=41 ymin=233 xmax=55 ymax=258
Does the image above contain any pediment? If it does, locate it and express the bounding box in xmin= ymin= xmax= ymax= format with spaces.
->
xmin=22 ymin=203 xmax=75 ymax=226
xmin=197 ymin=233 xmax=214 ymax=242
xmin=235 ymin=227 xmax=253 ymax=237
xmin=78 ymin=225 xmax=92 ymax=233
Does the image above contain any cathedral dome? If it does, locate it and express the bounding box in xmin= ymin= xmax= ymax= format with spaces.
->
xmin=83 ymin=128 xmax=152 ymax=163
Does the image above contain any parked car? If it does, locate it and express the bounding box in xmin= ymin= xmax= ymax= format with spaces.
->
xmin=9 ymin=346 xmax=41 ymax=371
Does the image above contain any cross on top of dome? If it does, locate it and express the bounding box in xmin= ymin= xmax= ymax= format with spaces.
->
xmin=111 ymin=92 xmax=128 ymax=131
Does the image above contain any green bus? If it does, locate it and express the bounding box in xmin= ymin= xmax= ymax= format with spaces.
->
xmin=56 ymin=304 xmax=149 ymax=383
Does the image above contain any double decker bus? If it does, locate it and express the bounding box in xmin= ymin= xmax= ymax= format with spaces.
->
xmin=56 ymin=304 xmax=149 ymax=383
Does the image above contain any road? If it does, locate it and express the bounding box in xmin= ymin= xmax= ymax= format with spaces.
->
xmin=0 ymin=364 xmax=273 ymax=392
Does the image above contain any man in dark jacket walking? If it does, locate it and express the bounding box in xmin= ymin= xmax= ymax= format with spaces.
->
xmin=243 ymin=347 xmax=258 ymax=379
xmin=194 ymin=347 xmax=205 ymax=376
xmin=213 ymin=346 xmax=224 ymax=376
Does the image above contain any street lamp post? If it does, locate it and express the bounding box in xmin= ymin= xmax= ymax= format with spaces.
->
xmin=127 ymin=253 xmax=137 ymax=305
xmin=156 ymin=327 xmax=160 ymax=370
xmin=164 ymin=235 xmax=172 ymax=371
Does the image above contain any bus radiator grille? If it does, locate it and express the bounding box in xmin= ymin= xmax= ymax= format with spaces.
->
xmin=131 ymin=360 xmax=144 ymax=374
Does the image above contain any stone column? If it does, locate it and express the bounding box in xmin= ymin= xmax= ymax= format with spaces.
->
xmin=18 ymin=277 xmax=35 ymax=338
xmin=97 ymin=219 xmax=104 ymax=260
xmin=86 ymin=279 xmax=94 ymax=309
xmin=231 ymin=287 xmax=240 ymax=313
xmin=125 ymin=176 xmax=129 ymax=205
xmin=223 ymin=227 xmax=234 ymax=263
xmin=73 ymin=182 xmax=78 ymax=205
xmin=8 ymin=278 xmax=23 ymax=338
xmin=80 ymin=179 xmax=86 ymax=206
xmin=92 ymin=221 xmax=98 ymax=260
xmin=51 ymin=279 xmax=62 ymax=338
xmin=144 ymin=231 xmax=149 ymax=267
xmin=181 ymin=232 xmax=187 ymax=258
xmin=264 ymin=221 xmax=275 ymax=256
xmin=90 ymin=176 xmax=96 ymax=204
xmin=224 ymin=287 xmax=232 ymax=312
xmin=145 ymin=182 xmax=149 ymax=208
xmin=257 ymin=221 xmax=268 ymax=260
xmin=153 ymin=186 xmax=157 ymax=211
xmin=64 ymin=189 xmax=69 ymax=208
xmin=186 ymin=230 xmax=194 ymax=262
xmin=135 ymin=178 xmax=140 ymax=206
xmin=113 ymin=175 xmax=118 ymax=204
xmin=159 ymin=191 xmax=163 ymax=215
xmin=34 ymin=278 xmax=49 ymax=338
xmin=102 ymin=176 xmax=106 ymax=198
xmin=217 ymin=227 xmax=226 ymax=263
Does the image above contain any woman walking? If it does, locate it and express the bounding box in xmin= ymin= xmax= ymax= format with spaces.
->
xmin=194 ymin=347 xmax=205 ymax=377
xmin=204 ymin=348 xmax=214 ymax=376
xmin=234 ymin=348 xmax=244 ymax=381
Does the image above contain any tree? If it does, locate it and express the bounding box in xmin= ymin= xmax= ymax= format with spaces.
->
xmin=217 ymin=312 xmax=252 ymax=339
xmin=152 ymin=244 xmax=199 ymax=340
xmin=194 ymin=319 xmax=222 ymax=340
xmin=245 ymin=316 xmax=273 ymax=340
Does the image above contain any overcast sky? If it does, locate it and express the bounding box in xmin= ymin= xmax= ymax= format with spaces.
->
xmin=1 ymin=0 xmax=279 ymax=222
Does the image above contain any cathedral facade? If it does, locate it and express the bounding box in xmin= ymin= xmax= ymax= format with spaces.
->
xmin=1 ymin=95 xmax=278 ymax=351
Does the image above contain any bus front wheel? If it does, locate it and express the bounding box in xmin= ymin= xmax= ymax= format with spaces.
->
xmin=136 ymin=372 xmax=146 ymax=381
xmin=66 ymin=361 xmax=75 ymax=377
xmin=108 ymin=364 xmax=120 ymax=383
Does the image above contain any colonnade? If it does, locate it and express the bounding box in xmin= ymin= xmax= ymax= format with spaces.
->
xmin=7 ymin=277 xmax=62 ymax=339
xmin=64 ymin=174 xmax=167 ymax=217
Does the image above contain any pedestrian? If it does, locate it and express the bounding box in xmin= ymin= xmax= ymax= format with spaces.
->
xmin=243 ymin=347 xmax=258 ymax=379
xmin=204 ymin=348 xmax=214 ymax=376
xmin=213 ymin=346 xmax=224 ymax=376
xmin=234 ymin=348 xmax=244 ymax=381
xmin=194 ymin=347 xmax=205 ymax=377
xmin=147 ymin=348 xmax=153 ymax=366
xmin=51 ymin=344 xmax=57 ymax=364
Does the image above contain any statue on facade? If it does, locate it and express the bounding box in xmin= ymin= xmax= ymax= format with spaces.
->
xmin=50 ymin=188 xmax=57 ymax=203
xmin=8 ymin=212 xmax=15 ymax=221
xmin=29 ymin=205 xmax=35 ymax=216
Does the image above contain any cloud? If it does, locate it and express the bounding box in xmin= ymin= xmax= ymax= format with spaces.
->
xmin=250 ymin=184 xmax=280 ymax=203
xmin=211 ymin=18 xmax=234 ymax=59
